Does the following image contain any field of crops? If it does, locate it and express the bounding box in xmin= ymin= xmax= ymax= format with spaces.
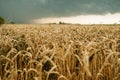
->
xmin=0 ymin=24 xmax=120 ymax=80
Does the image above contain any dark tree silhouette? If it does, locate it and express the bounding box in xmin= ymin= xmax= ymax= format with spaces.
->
xmin=59 ymin=21 xmax=64 ymax=24
xmin=0 ymin=16 xmax=5 ymax=24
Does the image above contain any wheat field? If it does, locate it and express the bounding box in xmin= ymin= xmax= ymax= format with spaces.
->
xmin=0 ymin=24 xmax=120 ymax=80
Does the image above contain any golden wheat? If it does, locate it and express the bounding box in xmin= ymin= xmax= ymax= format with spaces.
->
xmin=0 ymin=24 xmax=120 ymax=80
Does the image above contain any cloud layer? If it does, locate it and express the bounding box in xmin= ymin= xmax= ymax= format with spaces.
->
xmin=0 ymin=0 xmax=120 ymax=23
xmin=34 ymin=13 xmax=120 ymax=24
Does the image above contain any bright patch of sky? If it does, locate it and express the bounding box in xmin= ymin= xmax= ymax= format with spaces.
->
xmin=33 ymin=13 xmax=120 ymax=24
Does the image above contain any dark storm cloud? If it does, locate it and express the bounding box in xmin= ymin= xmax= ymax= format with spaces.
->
xmin=0 ymin=0 xmax=120 ymax=23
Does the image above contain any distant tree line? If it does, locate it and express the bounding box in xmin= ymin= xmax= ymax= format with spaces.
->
xmin=0 ymin=16 xmax=4 ymax=24
xmin=59 ymin=21 xmax=64 ymax=24
xmin=59 ymin=21 xmax=71 ymax=24
xmin=0 ymin=16 xmax=15 ymax=25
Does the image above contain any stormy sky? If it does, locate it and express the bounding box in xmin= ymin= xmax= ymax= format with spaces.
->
xmin=0 ymin=0 xmax=120 ymax=24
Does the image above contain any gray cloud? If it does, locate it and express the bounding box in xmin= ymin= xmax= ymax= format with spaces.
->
xmin=0 ymin=0 xmax=120 ymax=23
